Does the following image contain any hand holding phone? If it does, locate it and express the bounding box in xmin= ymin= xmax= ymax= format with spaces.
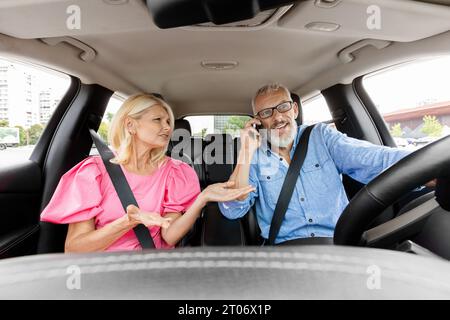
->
xmin=249 ymin=119 xmax=262 ymax=140
xmin=242 ymin=118 xmax=262 ymax=153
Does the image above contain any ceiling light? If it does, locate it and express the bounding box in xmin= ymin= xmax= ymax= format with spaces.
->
xmin=102 ymin=0 xmax=129 ymax=5
xmin=201 ymin=61 xmax=239 ymax=70
xmin=305 ymin=22 xmax=340 ymax=32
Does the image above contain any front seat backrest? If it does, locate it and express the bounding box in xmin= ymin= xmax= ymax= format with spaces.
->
xmin=201 ymin=133 xmax=245 ymax=246
xmin=167 ymin=119 xmax=206 ymax=188
xmin=203 ymin=133 xmax=234 ymax=183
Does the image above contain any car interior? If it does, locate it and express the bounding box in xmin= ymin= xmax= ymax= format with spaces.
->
xmin=0 ymin=0 xmax=450 ymax=299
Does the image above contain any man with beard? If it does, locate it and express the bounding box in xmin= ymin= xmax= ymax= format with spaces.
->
xmin=218 ymin=83 xmax=412 ymax=245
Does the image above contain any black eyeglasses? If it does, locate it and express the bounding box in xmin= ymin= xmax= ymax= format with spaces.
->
xmin=255 ymin=101 xmax=293 ymax=119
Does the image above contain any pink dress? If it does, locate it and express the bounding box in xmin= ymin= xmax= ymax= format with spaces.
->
xmin=40 ymin=156 xmax=201 ymax=251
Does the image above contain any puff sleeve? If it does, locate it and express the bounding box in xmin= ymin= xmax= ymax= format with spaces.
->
xmin=40 ymin=157 xmax=104 ymax=224
xmin=162 ymin=162 xmax=201 ymax=215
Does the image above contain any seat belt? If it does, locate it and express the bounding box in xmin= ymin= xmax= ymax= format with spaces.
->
xmin=89 ymin=129 xmax=155 ymax=249
xmin=268 ymin=125 xmax=315 ymax=245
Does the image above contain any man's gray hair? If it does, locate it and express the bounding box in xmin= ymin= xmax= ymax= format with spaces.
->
xmin=251 ymin=83 xmax=291 ymax=113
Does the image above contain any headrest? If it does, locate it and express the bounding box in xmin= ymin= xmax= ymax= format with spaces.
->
xmin=174 ymin=119 xmax=192 ymax=135
xmin=291 ymin=93 xmax=303 ymax=125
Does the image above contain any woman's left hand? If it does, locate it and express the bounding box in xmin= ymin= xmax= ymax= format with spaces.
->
xmin=126 ymin=205 xmax=173 ymax=229
xmin=200 ymin=181 xmax=255 ymax=203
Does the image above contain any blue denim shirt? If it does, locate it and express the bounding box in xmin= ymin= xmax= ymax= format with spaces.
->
xmin=218 ymin=123 xmax=411 ymax=244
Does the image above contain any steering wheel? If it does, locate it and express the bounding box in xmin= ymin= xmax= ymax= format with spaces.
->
xmin=334 ymin=135 xmax=450 ymax=246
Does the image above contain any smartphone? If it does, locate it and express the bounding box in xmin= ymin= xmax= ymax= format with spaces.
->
xmin=249 ymin=122 xmax=262 ymax=140
xmin=253 ymin=123 xmax=262 ymax=132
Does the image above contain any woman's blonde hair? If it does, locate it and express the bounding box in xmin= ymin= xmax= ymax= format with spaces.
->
xmin=108 ymin=93 xmax=175 ymax=167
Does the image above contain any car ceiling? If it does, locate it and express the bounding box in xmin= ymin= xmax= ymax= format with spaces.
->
xmin=0 ymin=0 xmax=450 ymax=117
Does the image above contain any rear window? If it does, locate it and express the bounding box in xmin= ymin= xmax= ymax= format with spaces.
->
xmin=184 ymin=115 xmax=251 ymax=138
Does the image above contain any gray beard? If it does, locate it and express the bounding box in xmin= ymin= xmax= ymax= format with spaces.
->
xmin=268 ymin=121 xmax=298 ymax=148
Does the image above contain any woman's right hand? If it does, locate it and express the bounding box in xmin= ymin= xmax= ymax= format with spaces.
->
xmin=126 ymin=205 xmax=172 ymax=229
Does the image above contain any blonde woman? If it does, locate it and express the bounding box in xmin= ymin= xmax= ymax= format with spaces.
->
xmin=41 ymin=94 xmax=254 ymax=252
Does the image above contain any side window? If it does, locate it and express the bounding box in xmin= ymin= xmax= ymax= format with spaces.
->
xmin=184 ymin=115 xmax=251 ymax=138
xmin=363 ymin=56 xmax=450 ymax=150
xmin=0 ymin=57 xmax=70 ymax=166
xmin=302 ymin=94 xmax=334 ymax=126
xmin=184 ymin=98 xmax=333 ymax=137
xmin=89 ymin=93 xmax=125 ymax=155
